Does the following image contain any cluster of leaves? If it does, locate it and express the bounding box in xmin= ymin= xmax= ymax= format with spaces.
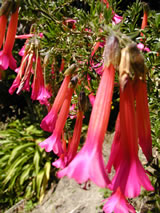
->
xmin=0 ymin=119 xmax=55 ymax=211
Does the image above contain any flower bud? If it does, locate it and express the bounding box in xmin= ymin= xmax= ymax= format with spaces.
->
xmin=64 ymin=63 xmax=77 ymax=76
xmin=78 ymin=91 xmax=88 ymax=112
xmin=119 ymin=43 xmax=146 ymax=90
xmin=0 ymin=0 xmax=12 ymax=16
xmin=103 ymin=35 xmax=121 ymax=69
xmin=128 ymin=44 xmax=146 ymax=80
xmin=69 ymin=75 xmax=78 ymax=88
xmin=11 ymin=0 xmax=20 ymax=13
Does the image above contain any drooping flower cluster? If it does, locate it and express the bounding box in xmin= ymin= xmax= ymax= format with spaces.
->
xmin=39 ymin=65 xmax=79 ymax=157
xmin=39 ymin=35 xmax=153 ymax=212
xmin=9 ymin=35 xmax=51 ymax=106
xmin=104 ymin=43 xmax=153 ymax=212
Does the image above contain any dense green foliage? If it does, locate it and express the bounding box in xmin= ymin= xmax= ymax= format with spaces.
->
xmin=0 ymin=119 xmax=54 ymax=211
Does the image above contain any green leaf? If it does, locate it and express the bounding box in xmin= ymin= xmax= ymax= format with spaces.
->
xmin=4 ymin=154 xmax=32 ymax=185
xmin=33 ymin=150 xmax=40 ymax=175
xmin=44 ymin=161 xmax=51 ymax=181
xmin=36 ymin=170 xmax=45 ymax=198
xmin=20 ymin=165 xmax=33 ymax=185
xmin=8 ymin=143 xmax=35 ymax=164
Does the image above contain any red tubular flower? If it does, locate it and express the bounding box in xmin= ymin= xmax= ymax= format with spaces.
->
xmin=135 ymin=78 xmax=152 ymax=162
xmin=66 ymin=110 xmax=84 ymax=164
xmin=39 ymin=79 xmax=77 ymax=156
xmin=103 ymin=187 xmax=135 ymax=213
xmin=91 ymin=41 xmax=101 ymax=57
xmin=58 ymin=64 xmax=115 ymax=188
xmin=59 ymin=58 xmax=65 ymax=72
xmin=106 ymin=113 xmax=120 ymax=173
xmin=0 ymin=8 xmax=19 ymax=70
xmin=140 ymin=3 xmax=148 ymax=37
xmin=9 ymin=54 xmax=29 ymax=94
xmin=40 ymin=75 xmax=71 ymax=132
xmin=53 ymin=92 xmax=86 ymax=169
xmin=31 ymin=56 xmax=51 ymax=105
xmin=0 ymin=15 xmax=7 ymax=49
xmin=52 ymin=110 xmax=84 ymax=169
xmin=111 ymin=80 xmax=153 ymax=198
xmin=40 ymin=64 xmax=77 ymax=132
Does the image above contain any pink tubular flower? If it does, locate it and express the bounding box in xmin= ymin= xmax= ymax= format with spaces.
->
xmin=106 ymin=113 xmax=120 ymax=173
xmin=66 ymin=110 xmax=84 ymax=164
xmin=137 ymin=43 xmax=150 ymax=52
xmin=53 ymin=91 xmax=87 ymax=168
xmin=40 ymin=75 xmax=71 ymax=132
xmin=58 ymin=64 xmax=115 ymax=188
xmin=135 ymin=78 xmax=152 ymax=162
xmin=19 ymin=45 xmax=26 ymax=57
xmin=103 ymin=187 xmax=135 ymax=213
xmin=102 ymin=0 xmax=123 ymax=24
xmin=31 ymin=56 xmax=51 ymax=105
xmin=0 ymin=15 xmax=7 ymax=49
xmin=9 ymin=54 xmax=30 ymax=94
xmin=90 ymin=61 xmax=104 ymax=75
xmin=111 ymin=80 xmax=153 ymax=198
xmin=39 ymin=85 xmax=75 ymax=156
xmin=112 ymin=13 xmax=123 ymax=25
xmin=40 ymin=63 xmax=77 ymax=132
xmin=0 ymin=8 xmax=19 ymax=70
xmin=91 ymin=41 xmax=101 ymax=57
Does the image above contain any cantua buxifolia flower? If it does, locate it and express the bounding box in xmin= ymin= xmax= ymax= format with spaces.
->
xmin=103 ymin=187 xmax=135 ymax=213
xmin=58 ymin=36 xmax=121 ymax=188
xmin=119 ymin=44 xmax=152 ymax=161
xmin=140 ymin=3 xmax=149 ymax=37
xmin=9 ymin=52 xmax=33 ymax=95
xmin=9 ymin=41 xmax=35 ymax=95
xmin=111 ymin=79 xmax=153 ymax=198
xmin=0 ymin=15 xmax=7 ymax=49
xmin=52 ymin=92 xmax=87 ymax=169
xmin=110 ymin=45 xmax=153 ymax=198
xmin=58 ymin=65 xmax=114 ymax=187
xmin=40 ymin=64 xmax=77 ymax=132
xmin=0 ymin=7 xmax=19 ymax=70
xmin=0 ymin=0 xmax=13 ymax=49
xmin=135 ymin=77 xmax=152 ymax=162
xmin=39 ymin=76 xmax=78 ymax=156
xmin=66 ymin=92 xmax=87 ymax=164
xmin=31 ymin=56 xmax=51 ymax=106
xmin=9 ymin=35 xmax=51 ymax=106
